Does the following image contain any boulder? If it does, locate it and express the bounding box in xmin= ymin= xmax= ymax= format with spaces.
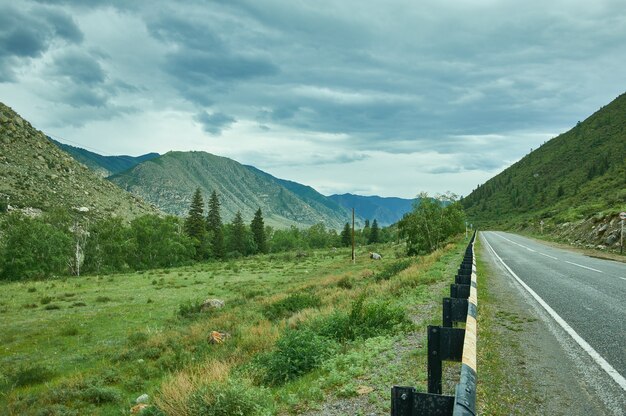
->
xmin=136 ymin=394 xmax=149 ymax=404
xmin=201 ymin=298 xmax=225 ymax=311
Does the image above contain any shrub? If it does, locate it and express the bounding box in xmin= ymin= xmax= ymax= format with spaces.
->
xmin=311 ymin=295 xmax=412 ymax=342
xmin=9 ymin=363 xmax=56 ymax=387
xmin=336 ymin=276 xmax=354 ymax=289
xmin=80 ymin=385 xmax=121 ymax=404
xmin=177 ymin=299 xmax=204 ymax=319
xmin=59 ymin=325 xmax=80 ymax=336
xmin=260 ymin=327 xmax=336 ymax=385
xmin=186 ymin=379 xmax=273 ymax=416
xmin=373 ymin=259 xmax=413 ymax=282
xmin=263 ymin=292 xmax=321 ymax=321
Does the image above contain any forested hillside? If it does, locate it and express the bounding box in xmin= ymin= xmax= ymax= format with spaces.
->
xmin=50 ymin=138 xmax=159 ymax=177
xmin=462 ymin=93 xmax=626 ymax=230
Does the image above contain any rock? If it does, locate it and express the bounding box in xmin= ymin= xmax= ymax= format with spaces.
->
xmin=130 ymin=403 xmax=149 ymax=414
xmin=369 ymin=252 xmax=382 ymax=260
xmin=605 ymin=234 xmax=619 ymax=246
xmin=597 ymin=224 xmax=608 ymax=234
xmin=208 ymin=330 xmax=231 ymax=344
xmin=136 ymin=393 xmax=149 ymax=404
xmin=201 ymin=298 xmax=224 ymax=311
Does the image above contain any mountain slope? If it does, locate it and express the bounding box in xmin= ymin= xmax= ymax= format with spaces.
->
xmin=0 ymin=102 xmax=158 ymax=219
xmin=50 ymin=138 xmax=160 ymax=177
xmin=245 ymin=165 xmax=361 ymax=225
xmin=329 ymin=193 xmax=416 ymax=226
xmin=462 ymin=92 xmax=626 ymax=229
xmin=109 ymin=151 xmax=351 ymax=229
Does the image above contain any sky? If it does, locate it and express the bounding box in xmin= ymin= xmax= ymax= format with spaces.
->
xmin=1 ymin=0 xmax=625 ymax=198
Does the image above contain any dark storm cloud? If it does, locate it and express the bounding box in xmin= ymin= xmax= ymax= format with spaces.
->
xmin=0 ymin=3 xmax=82 ymax=81
xmin=194 ymin=111 xmax=236 ymax=135
xmin=2 ymin=0 xmax=626 ymax=191
xmin=50 ymin=50 xmax=106 ymax=85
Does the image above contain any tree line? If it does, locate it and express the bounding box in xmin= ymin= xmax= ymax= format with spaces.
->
xmin=0 ymin=188 xmax=394 ymax=281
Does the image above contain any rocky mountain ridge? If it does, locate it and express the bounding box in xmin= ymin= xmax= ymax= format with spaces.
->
xmin=0 ymin=102 xmax=158 ymax=220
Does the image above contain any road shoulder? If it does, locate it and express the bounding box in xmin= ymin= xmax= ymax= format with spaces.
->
xmin=477 ymin=235 xmax=625 ymax=415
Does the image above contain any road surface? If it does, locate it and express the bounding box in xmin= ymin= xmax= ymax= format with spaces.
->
xmin=481 ymin=231 xmax=626 ymax=414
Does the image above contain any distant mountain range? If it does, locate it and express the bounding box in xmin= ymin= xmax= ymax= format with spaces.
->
xmin=50 ymin=141 xmax=416 ymax=228
xmin=329 ymin=194 xmax=416 ymax=226
xmin=106 ymin=151 xmax=356 ymax=229
xmin=462 ymin=92 xmax=626 ymax=236
xmin=0 ymin=102 xmax=157 ymax=219
xmin=49 ymin=138 xmax=159 ymax=177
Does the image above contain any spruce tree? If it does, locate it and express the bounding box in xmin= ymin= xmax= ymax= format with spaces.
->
xmin=368 ymin=219 xmax=380 ymax=244
xmin=250 ymin=208 xmax=267 ymax=254
xmin=229 ymin=211 xmax=247 ymax=256
xmin=184 ymin=188 xmax=209 ymax=259
xmin=206 ymin=190 xmax=224 ymax=258
xmin=340 ymin=222 xmax=351 ymax=247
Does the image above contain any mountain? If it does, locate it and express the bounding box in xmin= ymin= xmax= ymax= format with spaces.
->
xmin=50 ymin=138 xmax=160 ymax=177
xmin=329 ymin=193 xmax=416 ymax=226
xmin=245 ymin=166 xmax=363 ymax=226
xmin=462 ymin=92 xmax=626 ymax=246
xmin=109 ymin=151 xmax=352 ymax=229
xmin=0 ymin=102 xmax=158 ymax=219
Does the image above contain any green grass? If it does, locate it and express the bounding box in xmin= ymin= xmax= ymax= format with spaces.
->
xmin=0 ymin=240 xmax=468 ymax=415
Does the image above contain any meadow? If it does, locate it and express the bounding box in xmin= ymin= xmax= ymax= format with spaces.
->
xmin=0 ymin=240 xmax=466 ymax=415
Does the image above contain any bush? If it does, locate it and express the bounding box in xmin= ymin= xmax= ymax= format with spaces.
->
xmin=186 ymin=379 xmax=273 ymax=416
xmin=373 ymin=259 xmax=413 ymax=282
xmin=9 ymin=364 xmax=56 ymax=387
xmin=311 ymin=295 xmax=412 ymax=342
xmin=177 ymin=299 xmax=204 ymax=319
xmin=80 ymin=385 xmax=121 ymax=404
xmin=260 ymin=327 xmax=336 ymax=385
xmin=263 ymin=292 xmax=321 ymax=321
xmin=336 ymin=276 xmax=354 ymax=289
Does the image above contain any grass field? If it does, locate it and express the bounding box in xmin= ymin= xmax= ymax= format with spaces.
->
xmin=0 ymin=240 xmax=466 ymax=415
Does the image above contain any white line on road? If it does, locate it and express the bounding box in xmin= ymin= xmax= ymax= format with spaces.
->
xmin=538 ymin=252 xmax=558 ymax=260
xmin=481 ymin=233 xmax=626 ymax=392
xmin=564 ymin=261 xmax=604 ymax=274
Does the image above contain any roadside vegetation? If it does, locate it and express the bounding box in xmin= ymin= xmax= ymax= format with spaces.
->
xmin=0 ymin=238 xmax=469 ymax=415
xmin=0 ymin=190 xmax=467 ymax=415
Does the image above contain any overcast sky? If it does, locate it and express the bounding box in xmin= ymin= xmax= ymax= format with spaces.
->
xmin=1 ymin=0 xmax=625 ymax=198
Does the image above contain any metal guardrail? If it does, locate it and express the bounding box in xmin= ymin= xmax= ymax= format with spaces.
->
xmin=391 ymin=232 xmax=478 ymax=415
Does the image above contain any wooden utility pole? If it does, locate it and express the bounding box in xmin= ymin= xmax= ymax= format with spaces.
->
xmin=351 ymin=208 xmax=355 ymax=264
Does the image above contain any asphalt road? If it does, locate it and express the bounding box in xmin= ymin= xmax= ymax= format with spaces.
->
xmin=481 ymin=231 xmax=626 ymax=392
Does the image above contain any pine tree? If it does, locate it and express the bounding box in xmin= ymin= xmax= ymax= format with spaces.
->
xmin=250 ymin=208 xmax=267 ymax=254
xmin=229 ymin=211 xmax=247 ymax=256
xmin=206 ymin=190 xmax=224 ymax=258
xmin=368 ymin=219 xmax=380 ymax=244
xmin=340 ymin=222 xmax=351 ymax=247
xmin=185 ymin=188 xmax=205 ymax=239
